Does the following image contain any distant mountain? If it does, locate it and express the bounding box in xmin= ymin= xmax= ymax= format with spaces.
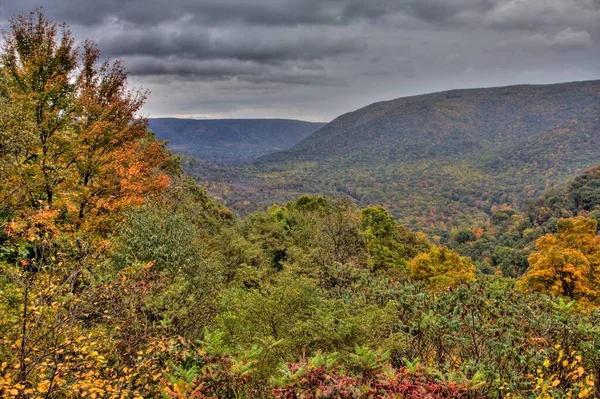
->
xmin=148 ymin=118 xmax=325 ymax=164
xmin=184 ymin=80 xmax=600 ymax=233
xmin=262 ymin=81 xmax=598 ymax=164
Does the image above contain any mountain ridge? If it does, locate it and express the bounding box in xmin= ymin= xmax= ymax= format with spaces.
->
xmin=256 ymin=79 xmax=599 ymax=164
xmin=183 ymin=80 xmax=600 ymax=233
xmin=148 ymin=118 xmax=326 ymax=164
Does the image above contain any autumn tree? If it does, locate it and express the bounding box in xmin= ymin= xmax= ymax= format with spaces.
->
xmin=0 ymin=12 xmax=77 ymax=213
xmin=409 ymin=245 xmax=476 ymax=291
xmin=0 ymin=10 xmax=175 ymax=397
xmin=519 ymin=217 xmax=600 ymax=302
xmin=0 ymin=10 xmax=173 ymax=234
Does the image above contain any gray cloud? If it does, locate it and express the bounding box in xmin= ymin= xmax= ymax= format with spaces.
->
xmin=3 ymin=0 xmax=403 ymax=27
xmin=125 ymin=57 xmax=345 ymax=86
xmin=2 ymin=0 xmax=598 ymax=120
xmin=552 ymin=28 xmax=593 ymax=49
xmin=124 ymin=58 xmax=268 ymax=80
xmin=99 ymin=26 xmax=365 ymax=62
xmin=401 ymin=0 xmax=498 ymax=25
xmin=498 ymin=28 xmax=593 ymax=51
xmin=7 ymin=0 xmax=597 ymax=30
xmin=484 ymin=0 xmax=600 ymax=30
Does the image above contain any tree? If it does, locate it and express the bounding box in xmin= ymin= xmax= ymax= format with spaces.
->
xmin=0 ymin=11 xmax=175 ymax=396
xmin=0 ymin=11 xmax=77 ymax=213
xmin=361 ymin=207 xmax=408 ymax=271
xmin=519 ymin=217 xmax=600 ymax=301
xmin=409 ymin=246 xmax=476 ymax=291
xmin=0 ymin=10 xmax=173 ymax=234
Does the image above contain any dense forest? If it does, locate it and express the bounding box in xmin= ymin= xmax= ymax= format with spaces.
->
xmin=184 ymin=80 xmax=600 ymax=236
xmin=1 ymin=11 xmax=600 ymax=399
xmin=447 ymin=165 xmax=600 ymax=277
xmin=148 ymin=119 xmax=325 ymax=164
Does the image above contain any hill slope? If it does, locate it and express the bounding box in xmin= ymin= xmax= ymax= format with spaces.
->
xmin=185 ymin=80 xmax=600 ymax=233
xmin=264 ymin=81 xmax=597 ymax=163
xmin=448 ymin=164 xmax=600 ymax=276
xmin=148 ymin=118 xmax=325 ymax=164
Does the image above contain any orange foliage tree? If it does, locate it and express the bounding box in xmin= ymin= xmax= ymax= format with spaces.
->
xmin=0 ymin=10 xmax=173 ymax=235
xmin=0 ymin=10 xmax=177 ymax=397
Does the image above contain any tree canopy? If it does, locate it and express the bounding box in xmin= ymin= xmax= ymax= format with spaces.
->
xmin=520 ymin=217 xmax=600 ymax=303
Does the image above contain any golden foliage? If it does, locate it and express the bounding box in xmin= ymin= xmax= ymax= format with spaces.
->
xmin=519 ymin=217 xmax=600 ymax=302
xmin=409 ymin=245 xmax=476 ymax=291
xmin=533 ymin=344 xmax=596 ymax=399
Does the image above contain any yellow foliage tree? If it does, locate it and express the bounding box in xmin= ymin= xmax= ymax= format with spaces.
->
xmin=409 ymin=246 xmax=476 ymax=291
xmin=519 ymin=217 xmax=600 ymax=302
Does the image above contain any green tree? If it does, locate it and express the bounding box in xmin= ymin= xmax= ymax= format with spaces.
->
xmin=361 ymin=207 xmax=408 ymax=271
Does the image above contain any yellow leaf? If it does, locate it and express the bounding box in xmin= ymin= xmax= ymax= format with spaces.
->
xmin=552 ymin=379 xmax=561 ymax=387
xmin=578 ymin=388 xmax=591 ymax=398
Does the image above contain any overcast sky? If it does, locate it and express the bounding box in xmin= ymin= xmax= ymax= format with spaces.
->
xmin=2 ymin=0 xmax=599 ymax=121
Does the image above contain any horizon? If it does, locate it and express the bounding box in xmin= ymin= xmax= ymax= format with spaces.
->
xmin=148 ymin=78 xmax=600 ymax=122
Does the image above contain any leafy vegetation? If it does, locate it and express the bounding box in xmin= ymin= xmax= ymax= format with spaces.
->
xmin=448 ymin=165 xmax=600 ymax=277
xmin=519 ymin=217 xmax=600 ymax=304
xmin=1 ymin=11 xmax=600 ymax=399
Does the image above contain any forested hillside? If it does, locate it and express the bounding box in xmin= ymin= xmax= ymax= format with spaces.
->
xmin=448 ymin=164 xmax=600 ymax=276
xmin=148 ymin=118 xmax=325 ymax=164
xmin=2 ymin=11 xmax=600 ymax=399
xmin=186 ymin=81 xmax=600 ymax=234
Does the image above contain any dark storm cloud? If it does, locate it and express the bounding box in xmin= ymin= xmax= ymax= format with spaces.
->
xmin=99 ymin=26 xmax=365 ymax=62
xmin=7 ymin=0 xmax=596 ymax=29
xmin=123 ymin=58 xmax=268 ymax=80
xmin=2 ymin=0 xmax=598 ymax=120
xmin=125 ymin=57 xmax=344 ymax=86
xmin=401 ymin=0 xmax=497 ymax=25
xmin=4 ymin=0 xmax=400 ymax=27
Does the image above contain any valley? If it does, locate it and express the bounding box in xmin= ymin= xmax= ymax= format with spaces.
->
xmin=182 ymin=81 xmax=600 ymax=236
xmin=149 ymin=118 xmax=325 ymax=164
xmin=2 ymin=9 xmax=600 ymax=398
